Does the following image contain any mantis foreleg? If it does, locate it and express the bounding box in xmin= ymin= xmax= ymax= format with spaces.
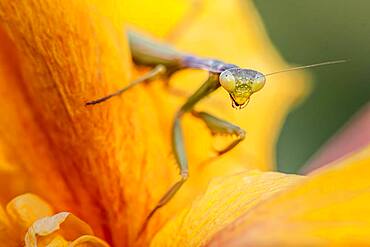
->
xmin=191 ymin=111 xmax=246 ymax=155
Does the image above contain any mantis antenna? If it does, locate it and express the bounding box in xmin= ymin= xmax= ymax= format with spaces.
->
xmin=264 ymin=59 xmax=347 ymax=77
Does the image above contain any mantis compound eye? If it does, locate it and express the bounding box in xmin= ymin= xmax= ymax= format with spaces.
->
xmin=251 ymin=73 xmax=266 ymax=93
xmin=219 ymin=70 xmax=236 ymax=92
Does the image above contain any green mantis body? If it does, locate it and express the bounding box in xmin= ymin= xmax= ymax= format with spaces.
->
xmin=86 ymin=30 xmax=345 ymax=234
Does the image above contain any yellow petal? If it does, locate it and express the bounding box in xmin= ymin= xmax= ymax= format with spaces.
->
xmin=124 ymin=0 xmax=308 ymax=242
xmin=70 ymin=235 xmax=111 ymax=247
xmin=209 ymin=145 xmax=370 ymax=246
xmin=43 ymin=235 xmax=110 ymax=247
xmin=175 ymin=0 xmax=308 ymax=171
xmin=150 ymin=170 xmax=302 ymax=246
xmin=125 ymin=0 xmax=309 ymax=171
xmin=41 ymin=235 xmax=69 ymax=247
xmin=122 ymin=0 xmax=190 ymax=38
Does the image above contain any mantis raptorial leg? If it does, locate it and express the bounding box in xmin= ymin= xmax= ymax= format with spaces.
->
xmin=191 ymin=111 xmax=246 ymax=155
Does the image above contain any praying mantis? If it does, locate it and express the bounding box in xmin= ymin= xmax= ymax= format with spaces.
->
xmin=86 ymin=30 xmax=345 ymax=233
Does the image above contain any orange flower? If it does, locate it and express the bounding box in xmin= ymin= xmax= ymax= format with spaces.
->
xmin=0 ymin=0 xmax=369 ymax=246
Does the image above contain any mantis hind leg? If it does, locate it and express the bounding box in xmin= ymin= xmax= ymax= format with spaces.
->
xmin=85 ymin=64 xmax=166 ymax=105
xmin=192 ymin=111 xmax=246 ymax=155
xmin=137 ymin=114 xmax=189 ymax=238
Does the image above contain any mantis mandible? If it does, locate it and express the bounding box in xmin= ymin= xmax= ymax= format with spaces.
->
xmin=86 ymin=30 xmax=345 ymax=234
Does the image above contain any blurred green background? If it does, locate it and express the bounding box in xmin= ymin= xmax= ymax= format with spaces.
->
xmin=253 ymin=0 xmax=370 ymax=173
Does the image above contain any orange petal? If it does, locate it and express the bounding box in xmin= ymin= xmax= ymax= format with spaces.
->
xmin=0 ymin=0 xmax=131 ymax=245
xmin=0 ymin=26 xmax=31 ymax=205
xmin=0 ymin=205 xmax=18 ymax=246
xmin=150 ymin=170 xmax=302 ymax=246
xmin=0 ymin=194 xmax=52 ymax=246
xmin=209 ymin=145 xmax=370 ymax=246
xmin=25 ymin=212 xmax=108 ymax=247
xmin=6 ymin=194 xmax=53 ymax=230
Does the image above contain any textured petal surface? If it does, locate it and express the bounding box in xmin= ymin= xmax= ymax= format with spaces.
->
xmin=0 ymin=0 xmax=132 ymax=245
xmin=208 ymin=145 xmax=370 ymax=246
xmin=150 ymin=171 xmax=301 ymax=246
xmin=0 ymin=26 xmax=30 ymax=205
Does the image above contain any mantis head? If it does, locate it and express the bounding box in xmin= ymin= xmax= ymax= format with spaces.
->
xmin=219 ymin=68 xmax=265 ymax=109
xmin=219 ymin=59 xmax=347 ymax=109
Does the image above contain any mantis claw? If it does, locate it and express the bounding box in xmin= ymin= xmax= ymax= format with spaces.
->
xmin=192 ymin=111 xmax=246 ymax=156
